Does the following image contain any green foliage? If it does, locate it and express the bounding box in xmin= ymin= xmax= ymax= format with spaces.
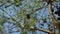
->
xmin=18 ymin=11 xmax=26 ymax=20
xmin=7 ymin=0 xmax=13 ymax=3
xmin=0 ymin=0 xmax=60 ymax=34
xmin=34 ymin=1 xmax=40 ymax=7
xmin=0 ymin=16 xmax=8 ymax=25
xmin=54 ymin=0 xmax=59 ymax=2
xmin=29 ymin=17 xmax=37 ymax=26
xmin=57 ymin=20 xmax=60 ymax=24
xmin=21 ymin=31 xmax=27 ymax=34
xmin=0 ymin=25 xmax=4 ymax=31
xmin=0 ymin=0 xmax=3 ymax=5
xmin=56 ymin=19 xmax=60 ymax=24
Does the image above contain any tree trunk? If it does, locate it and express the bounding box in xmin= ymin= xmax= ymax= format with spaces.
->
xmin=48 ymin=1 xmax=60 ymax=34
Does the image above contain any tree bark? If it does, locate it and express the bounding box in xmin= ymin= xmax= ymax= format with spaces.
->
xmin=48 ymin=1 xmax=60 ymax=34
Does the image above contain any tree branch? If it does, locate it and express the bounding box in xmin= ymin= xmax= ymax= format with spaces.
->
xmin=48 ymin=1 xmax=60 ymax=34
xmin=48 ymin=1 xmax=58 ymax=28
xmin=29 ymin=27 xmax=53 ymax=34
xmin=34 ymin=4 xmax=48 ymax=11
xmin=0 ymin=3 xmax=53 ymax=34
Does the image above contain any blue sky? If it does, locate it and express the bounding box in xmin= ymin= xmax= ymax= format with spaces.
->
xmin=0 ymin=0 xmax=58 ymax=34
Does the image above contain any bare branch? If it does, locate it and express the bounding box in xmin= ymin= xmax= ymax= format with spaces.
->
xmin=34 ymin=4 xmax=48 ymax=12
xmin=29 ymin=27 xmax=53 ymax=34
xmin=0 ymin=2 xmax=53 ymax=34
